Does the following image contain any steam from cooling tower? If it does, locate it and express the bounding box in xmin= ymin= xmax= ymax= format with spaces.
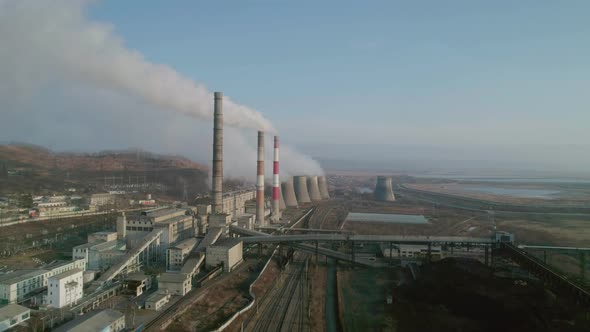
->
xmin=0 ymin=0 xmax=273 ymax=132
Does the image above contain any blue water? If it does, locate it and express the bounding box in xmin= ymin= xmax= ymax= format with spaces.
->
xmin=462 ymin=186 xmax=561 ymax=198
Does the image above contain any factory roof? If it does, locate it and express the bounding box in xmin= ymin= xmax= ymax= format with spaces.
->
xmin=169 ymin=238 xmax=198 ymax=251
xmin=159 ymin=272 xmax=189 ymax=283
xmin=209 ymin=238 xmax=242 ymax=248
xmin=126 ymin=271 xmax=148 ymax=281
xmin=145 ymin=207 xmax=186 ymax=218
xmin=180 ymin=254 xmax=204 ymax=275
xmin=53 ymin=309 xmax=124 ymax=332
xmin=43 ymin=260 xmax=76 ymax=270
xmin=146 ymin=292 xmax=170 ymax=304
xmin=89 ymin=240 xmax=121 ymax=251
xmin=0 ymin=304 xmax=29 ymax=321
xmin=153 ymin=214 xmax=191 ymax=226
xmin=49 ymin=268 xmax=83 ymax=281
xmin=0 ymin=269 xmax=48 ymax=285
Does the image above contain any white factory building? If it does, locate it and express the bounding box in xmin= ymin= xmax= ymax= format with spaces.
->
xmin=206 ymin=239 xmax=243 ymax=273
xmin=167 ymin=238 xmax=198 ymax=270
xmin=0 ymin=304 xmax=30 ymax=332
xmin=47 ymin=269 xmax=83 ymax=308
xmin=0 ymin=259 xmax=85 ymax=304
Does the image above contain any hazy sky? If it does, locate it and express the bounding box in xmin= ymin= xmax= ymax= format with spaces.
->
xmin=1 ymin=0 xmax=590 ymax=175
xmin=88 ymin=0 xmax=590 ymax=146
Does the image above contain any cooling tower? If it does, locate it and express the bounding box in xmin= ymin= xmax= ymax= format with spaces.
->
xmin=271 ymin=136 xmax=280 ymax=221
xmin=279 ymin=185 xmax=286 ymax=210
xmin=212 ymin=92 xmax=223 ymax=213
xmin=293 ymin=176 xmax=311 ymax=203
xmin=318 ymin=176 xmax=330 ymax=199
xmin=256 ymin=131 xmax=265 ymax=225
xmin=307 ymin=176 xmax=322 ymax=201
xmin=282 ymin=178 xmax=299 ymax=207
xmin=374 ymin=176 xmax=396 ymax=201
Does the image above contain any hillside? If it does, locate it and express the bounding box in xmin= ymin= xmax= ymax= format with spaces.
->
xmin=0 ymin=144 xmax=209 ymax=197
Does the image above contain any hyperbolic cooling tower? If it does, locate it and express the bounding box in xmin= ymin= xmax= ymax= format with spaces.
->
xmin=282 ymin=177 xmax=299 ymax=207
xmin=293 ymin=176 xmax=311 ymax=203
xmin=211 ymin=92 xmax=223 ymax=213
xmin=374 ymin=176 xmax=396 ymax=201
xmin=307 ymin=176 xmax=322 ymax=201
xmin=256 ymin=131 xmax=265 ymax=225
xmin=279 ymin=185 xmax=286 ymax=210
xmin=318 ymin=176 xmax=330 ymax=199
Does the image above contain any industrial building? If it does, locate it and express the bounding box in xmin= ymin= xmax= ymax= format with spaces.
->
xmin=0 ymin=259 xmax=85 ymax=304
xmin=158 ymin=272 xmax=192 ymax=296
xmin=47 ymin=269 xmax=83 ymax=308
xmin=123 ymin=272 xmax=152 ymax=297
xmin=73 ymin=240 xmax=126 ymax=271
xmin=145 ymin=292 xmax=171 ymax=311
xmin=0 ymin=304 xmax=30 ymax=331
xmin=54 ymin=309 xmax=125 ymax=332
xmin=89 ymin=193 xmax=116 ymax=210
xmin=167 ymin=238 xmax=198 ymax=270
xmin=206 ymin=239 xmax=243 ymax=272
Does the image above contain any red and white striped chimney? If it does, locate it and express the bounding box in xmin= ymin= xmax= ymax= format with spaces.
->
xmin=256 ymin=131 xmax=265 ymax=225
xmin=271 ymin=136 xmax=280 ymax=221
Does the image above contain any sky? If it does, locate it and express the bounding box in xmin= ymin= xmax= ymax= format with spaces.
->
xmin=1 ymin=0 xmax=590 ymax=176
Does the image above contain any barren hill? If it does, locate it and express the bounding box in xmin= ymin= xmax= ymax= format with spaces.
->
xmin=0 ymin=144 xmax=209 ymax=198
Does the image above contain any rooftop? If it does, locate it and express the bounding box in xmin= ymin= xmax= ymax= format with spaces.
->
xmin=0 ymin=269 xmax=47 ymax=285
xmin=146 ymin=292 xmax=170 ymax=303
xmin=153 ymin=214 xmax=191 ymax=226
xmin=53 ymin=309 xmax=124 ymax=332
xmin=49 ymin=268 xmax=83 ymax=281
xmin=209 ymin=238 xmax=242 ymax=248
xmin=170 ymin=238 xmax=198 ymax=251
xmin=0 ymin=304 xmax=29 ymax=321
xmin=43 ymin=260 xmax=76 ymax=270
xmin=159 ymin=272 xmax=189 ymax=283
xmin=126 ymin=271 xmax=148 ymax=281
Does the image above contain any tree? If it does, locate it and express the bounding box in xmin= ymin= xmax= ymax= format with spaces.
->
xmin=0 ymin=163 xmax=7 ymax=178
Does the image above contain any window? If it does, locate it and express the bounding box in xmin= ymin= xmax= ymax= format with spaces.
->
xmin=22 ymin=312 xmax=29 ymax=319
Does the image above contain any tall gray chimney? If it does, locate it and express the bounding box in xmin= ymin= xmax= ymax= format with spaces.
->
xmin=212 ymin=92 xmax=223 ymax=213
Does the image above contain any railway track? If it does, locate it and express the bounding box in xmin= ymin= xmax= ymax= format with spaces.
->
xmin=246 ymin=252 xmax=309 ymax=332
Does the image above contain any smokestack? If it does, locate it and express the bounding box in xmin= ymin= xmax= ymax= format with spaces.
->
xmin=212 ymin=92 xmax=223 ymax=213
xmin=282 ymin=177 xmax=299 ymax=207
xmin=293 ymin=176 xmax=311 ymax=203
xmin=318 ymin=176 xmax=330 ymax=199
xmin=271 ymin=136 xmax=280 ymax=221
xmin=256 ymin=131 xmax=265 ymax=225
xmin=307 ymin=176 xmax=322 ymax=201
xmin=374 ymin=176 xmax=396 ymax=201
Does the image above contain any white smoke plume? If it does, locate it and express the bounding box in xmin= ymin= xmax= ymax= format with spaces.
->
xmin=0 ymin=0 xmax=324 ymax=180
xmin=0 ymin=0 xmax=273 ymax=131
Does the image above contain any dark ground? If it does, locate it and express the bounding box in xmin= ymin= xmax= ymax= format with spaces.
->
xmin=393 ymin=258 xmax=590 ymax=332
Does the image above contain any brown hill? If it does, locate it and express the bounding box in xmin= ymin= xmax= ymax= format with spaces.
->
xmin=0 ymin=144 xmax=207 ymax=172
xmin=0 ymin=144 xmax=209 ymax=197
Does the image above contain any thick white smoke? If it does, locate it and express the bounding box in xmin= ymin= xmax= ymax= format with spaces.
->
xmin=0 ymin=0 xmax=272 ymax=131
xmin=0 ymin=0 xmax=324 ymax=179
